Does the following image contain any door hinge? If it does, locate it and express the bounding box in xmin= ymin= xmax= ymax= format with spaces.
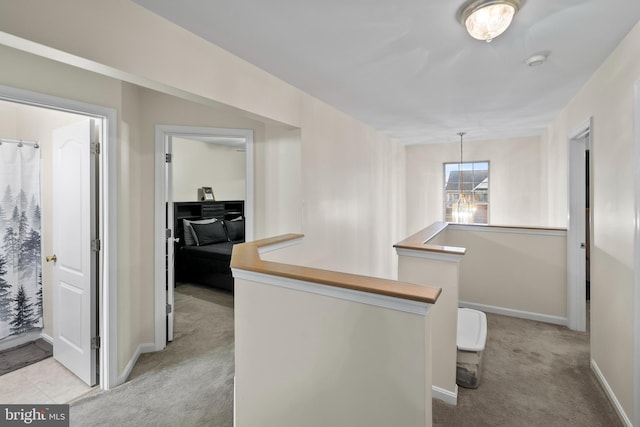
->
xmin=165 ymin=153 xmax=172 ymax=163
xmin=166 ymin=304 xmax=172 ymax=314
xmin=166 ymin=228 xmax=172 ymax=239
xmin=91 ymin=141 xmax=101 ymax=155
xmin=91 ymin=239 xmax=101 ymax=252
xmin=91 ymin=336 xmax=101 ymax=349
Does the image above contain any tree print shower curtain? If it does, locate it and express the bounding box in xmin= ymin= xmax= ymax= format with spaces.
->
xmin=0 ymin=141 xmax=42 ymax=340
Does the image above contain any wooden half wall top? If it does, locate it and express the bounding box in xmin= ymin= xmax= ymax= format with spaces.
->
xmin=231 ymin=234 xmax=441 ymax=304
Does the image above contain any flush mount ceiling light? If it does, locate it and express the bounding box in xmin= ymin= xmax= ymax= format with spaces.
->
xmin=458 ymin=0 xmax=524 ymax=42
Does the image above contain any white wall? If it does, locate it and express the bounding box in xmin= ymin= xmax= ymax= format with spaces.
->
xmin=172 ymin=137 xmax=246 ymax=202
xmin=116 ymin=82 xmax=273 ymax=374
xmin=397 ymin=251 xmax=460 ymax=403
xmin=120 ymin=84 xmax=271 ymax=370
xmin=119 ymin=82 xmax=144 ymax=373
xmin=406 ymin=136 xmax=544 ymax=234
xmin=0 ymin=102 xmax=18 ymax=135
xmin=445 ymin=226 xmax=567 ymax=322
xmin=257 ymin=125 xmax=303 ymax=238
xmin=541 ymin=19 xmax=640 ymax=424
xmin=235 ymin=277 xmax=430 ymax=427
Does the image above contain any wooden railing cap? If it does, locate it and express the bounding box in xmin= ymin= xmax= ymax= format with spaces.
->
xmin=231 ymin=234 xmax=441 ymax=304
xmin=394 ymin=222 xmax=466 ymax=255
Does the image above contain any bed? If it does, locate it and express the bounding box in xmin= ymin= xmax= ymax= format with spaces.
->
xmin=174 ymin=201 xmax=245 ymax=292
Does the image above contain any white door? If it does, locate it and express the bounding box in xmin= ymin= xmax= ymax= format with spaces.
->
xmin=51 ymin=119 xmax=97 ymax=386
xmin=567 ymin=130 xmax=588 ymax=332
xmin=166 ymin=136 xmax=175 ymax=342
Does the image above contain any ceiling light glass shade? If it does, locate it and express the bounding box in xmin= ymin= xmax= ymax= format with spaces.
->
xmin=458 ymin=0 xmax=523 ymax=42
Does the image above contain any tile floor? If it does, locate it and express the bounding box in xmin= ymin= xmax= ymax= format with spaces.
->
xmin=0 ymin=357 xmax=95 ymax=404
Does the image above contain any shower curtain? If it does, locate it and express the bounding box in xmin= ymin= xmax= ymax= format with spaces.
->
xmin=0 ymin=141 xmax=42 ymax=341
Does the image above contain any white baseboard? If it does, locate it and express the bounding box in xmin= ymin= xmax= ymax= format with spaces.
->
xmin=116 ymin=342 xmax=155 ymax=386
xmin=39 ymin=332 xmax=53 ymax=345
xmin=432 ymin=384 xmax=458 ymax=405
xmin=459 ymin=301 xmax=567 ymax=326
xmin=591 ymin=359 xmax=632 ymax=427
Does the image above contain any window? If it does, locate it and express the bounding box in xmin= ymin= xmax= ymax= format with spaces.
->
xmin=444 ymin=161 xmax=489 ymax=224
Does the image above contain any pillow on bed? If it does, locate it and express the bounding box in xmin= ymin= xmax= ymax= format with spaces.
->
xmin=224 ymin=219 xmax=245 ymax=241
xmin=191 ymin=221 xmax=229 ymax=246
xmin=183 ymin=218 xmax=217 ymax=246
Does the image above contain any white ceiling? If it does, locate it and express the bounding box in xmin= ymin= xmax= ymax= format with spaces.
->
xmin=133 ymin=0 xmax=640 ymax=144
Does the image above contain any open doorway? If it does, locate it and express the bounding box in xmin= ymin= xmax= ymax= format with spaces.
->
xmin=633 ymin=81 xmax=640 ymax=427
xmin=585 ymin=148 xmax=591 ymax=302
xmin=0 ymin=96 xmax=111 ymax=400
xmin=567 ymin=120 xmax=591 ymax=332
xmin=154 ymin=125 xmax=254 ymax=348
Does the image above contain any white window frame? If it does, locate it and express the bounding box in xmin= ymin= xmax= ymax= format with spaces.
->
xmin=443 ymin=160 xmax=490 ymax=224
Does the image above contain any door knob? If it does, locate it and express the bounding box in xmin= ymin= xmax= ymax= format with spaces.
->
xmin=46 ymin=254 xmax=57 ymax=263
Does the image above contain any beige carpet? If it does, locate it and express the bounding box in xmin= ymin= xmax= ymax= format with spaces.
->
xmin=70 ymin=286 xmax=622 ymax=426
xmin=70 ymin=284 xmax=234 ymax=427
xmin=433 ymin=312 xmax=622 ymax=426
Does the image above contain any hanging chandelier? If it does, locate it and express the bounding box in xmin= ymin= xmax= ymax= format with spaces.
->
xmin=452 ymin=132 xmax=476 ymax=224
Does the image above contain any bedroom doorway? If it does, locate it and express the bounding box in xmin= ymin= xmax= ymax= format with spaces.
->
xmin=567 ymin=119 xmax=591 ymax=332
xmin=154 ymin=125 xmax=254 ymax=348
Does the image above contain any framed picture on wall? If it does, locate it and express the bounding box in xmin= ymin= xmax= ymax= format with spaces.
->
xmin=198 ymin=186 xmax=215 ymax=201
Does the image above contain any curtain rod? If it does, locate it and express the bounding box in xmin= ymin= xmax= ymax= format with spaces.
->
xmin=0 ymin=137 xmax=39 ymax=148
